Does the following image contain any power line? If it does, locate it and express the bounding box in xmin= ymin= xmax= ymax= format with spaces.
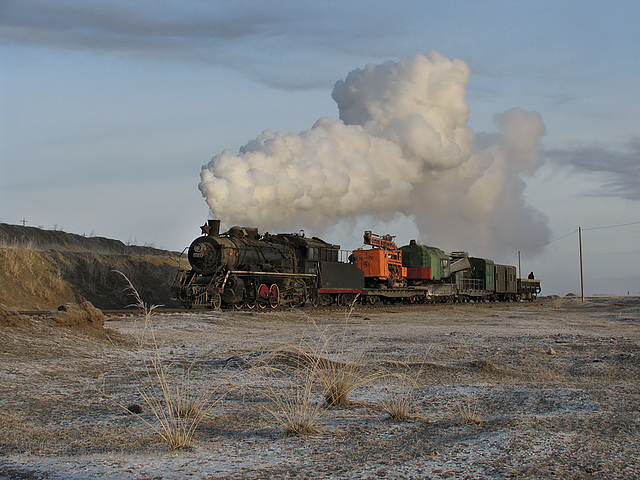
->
xmin=519 ymin=229 xmax=579 ymax=254
xmin=520 ymin=219 xmax=640 ymax=254
xmin=582 ymin=220 xmax=640 ymax=231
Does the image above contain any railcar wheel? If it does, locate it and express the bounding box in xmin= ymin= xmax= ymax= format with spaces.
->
xmin=337 ymin=294 xmax=354 ymax=307
xmin=269 ymin=284 xmax=280 ymax=308
xmin=319 ymin=294 xmax=332 ymax=306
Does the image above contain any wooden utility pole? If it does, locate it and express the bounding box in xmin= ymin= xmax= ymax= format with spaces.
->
xmin=518 ymin=250 xmax=521 ymax=279
xmin=579 ymin=226 xmax=584 ymax=301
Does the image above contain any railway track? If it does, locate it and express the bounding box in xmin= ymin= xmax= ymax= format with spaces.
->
xmin=16 ymin=301 xmax=474 ymax=318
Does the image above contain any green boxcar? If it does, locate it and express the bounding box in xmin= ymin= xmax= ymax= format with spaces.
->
xmin=471 ymin=257 xmax=495 ymax=291
xmin=456 ymin=257 xmax=495 ymax=294
xmin=400 ymin=240 xmax=450 ymax=281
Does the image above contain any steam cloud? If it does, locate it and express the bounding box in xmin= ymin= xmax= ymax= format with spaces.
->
xmin=200 ymin=51 xmax=550 ymax=256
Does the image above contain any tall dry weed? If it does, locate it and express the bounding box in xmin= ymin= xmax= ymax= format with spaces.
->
xmin=259 ymin=363 xmax=325 ymax=435
xmin=113 ymin=270 xmax=223 ymax=449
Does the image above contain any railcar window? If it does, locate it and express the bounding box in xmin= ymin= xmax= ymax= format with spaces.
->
xmin=308 ymin=247 xmax=319 ymax=261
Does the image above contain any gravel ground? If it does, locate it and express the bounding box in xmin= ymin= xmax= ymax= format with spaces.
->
xmin=1 ymin=297 xmax=639 ymax=479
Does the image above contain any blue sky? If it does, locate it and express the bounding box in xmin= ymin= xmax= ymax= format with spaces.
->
xmin=1 ymin=0 xmax=639 ymax=295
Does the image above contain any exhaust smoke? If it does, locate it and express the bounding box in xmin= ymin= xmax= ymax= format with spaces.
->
xmin=199 ymin=50 xmax=550 ymax=256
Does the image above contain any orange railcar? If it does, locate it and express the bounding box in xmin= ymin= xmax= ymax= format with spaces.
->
xmin=351 ymin=231 xmax=407 ymax=288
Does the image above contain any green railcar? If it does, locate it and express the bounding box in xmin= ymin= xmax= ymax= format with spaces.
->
xmin=400 ymin=240 xmax=450 ymax=282
xmin=454 ymin=256 xmax=495 ymax=299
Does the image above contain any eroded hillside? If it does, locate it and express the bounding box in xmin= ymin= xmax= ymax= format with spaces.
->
xmin=0 ymin=223 xmax=186 ymax=310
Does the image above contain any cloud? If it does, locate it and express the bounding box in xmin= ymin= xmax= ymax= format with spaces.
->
xmin=0 ymin=1 xmax=395 ymax=89
xmin=546 ymin=137 xmax=640 ymax=200
xmin=199 ymin=51 xmax=551 ymax=257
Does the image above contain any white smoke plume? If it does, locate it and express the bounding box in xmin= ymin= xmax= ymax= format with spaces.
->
xmin=199 ymin=50 xmax=550 ymax=256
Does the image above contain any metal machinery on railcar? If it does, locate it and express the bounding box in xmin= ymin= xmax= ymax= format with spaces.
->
xmin=174 ymin=220 xmax=364 ymax=309
xmin=400 ymin=240 xmax=457 ymax=301
xmin=352 ymin=230 xmax=541 ymax=303
xmin=450 ymin=253 xmax=496 ymax=301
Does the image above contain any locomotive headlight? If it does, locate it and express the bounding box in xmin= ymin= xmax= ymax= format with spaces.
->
xmin=192 ymin=242 xmax=205 ymax=258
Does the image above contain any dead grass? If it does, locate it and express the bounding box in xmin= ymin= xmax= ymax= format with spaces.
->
xmin=456 ymin=396 xmax=483 ymax=425
xmin=261 ymin=368 xmax=325 ymax=435
xmin=112 ymin=271 xmax=224 ymax=450
xmin=378 ymin=373 xmax=421 ymax=421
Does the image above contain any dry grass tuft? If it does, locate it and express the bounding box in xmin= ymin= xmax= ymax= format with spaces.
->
xmin=310 ymin=295 xmax=383 ymax=407
xmin=262 ymin=368 xmax=325 ymax=435
xmin=113 ymin=271 xmax=223 ymax=450
xmin=551 ymin=296 xmax=564 ymax=309
xmin=456 ymin=396 xmax=483 ymax=425
xmin=254 ymin=296 xmax=378 ymax=433
xmin=378 ymin=373 xmax=420 ymax=421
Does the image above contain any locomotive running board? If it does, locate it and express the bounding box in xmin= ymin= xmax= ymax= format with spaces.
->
xmin=219 ymin=270 xmax=317 ymax=293
xmin=228 ymin=271 xmax=317 ymax=277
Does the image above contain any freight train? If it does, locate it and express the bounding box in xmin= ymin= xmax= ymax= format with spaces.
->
xmin=173 ymin=220 xmax=541 ymax=309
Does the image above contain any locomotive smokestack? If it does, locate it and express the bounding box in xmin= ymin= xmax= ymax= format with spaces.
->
xmin=207 ymin=219 xmax=220 ymax=236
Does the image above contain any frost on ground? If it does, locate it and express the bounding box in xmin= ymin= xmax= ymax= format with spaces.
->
xmin=1 ymin=297 xmax=639 ymax=479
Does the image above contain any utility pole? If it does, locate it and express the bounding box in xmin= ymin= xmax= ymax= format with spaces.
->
xmin=579 ymin=226 xmax=584 ymax=301
xmin=518 ymin=250 xmax=521 ymax=279
xmin=21 ymin=217 xmax=27 ymax=226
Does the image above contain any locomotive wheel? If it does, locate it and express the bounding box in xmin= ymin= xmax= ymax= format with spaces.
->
xmin=234 ymin=302 xmax=244 ymax=310
xmin=269 ymin=284 xmax=280 ymax=308
xmin=257 ymin=284 xmax=269 ymax=309
xmin=308 ymin=290 xmax=319 ymax=307
xmin=291 ymin=279 xmax=308 ymax=307
xmin=212 ymin=293 xmax=222 ymax=310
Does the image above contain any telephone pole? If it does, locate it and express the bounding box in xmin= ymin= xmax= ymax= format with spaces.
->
xmin=579 ymin=226 xmax=584 ymax=301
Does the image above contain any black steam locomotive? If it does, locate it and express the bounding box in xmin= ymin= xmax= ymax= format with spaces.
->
xmin=174 ymin=221 xmax=541 ymax=309
xmin=174 ymin=220 xmax=364 ymax=309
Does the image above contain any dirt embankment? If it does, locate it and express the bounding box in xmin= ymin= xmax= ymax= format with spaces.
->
xmin=0 ymin=223 xmax=186 ymax=310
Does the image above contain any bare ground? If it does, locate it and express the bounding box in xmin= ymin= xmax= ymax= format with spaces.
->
xmin=1 ymin=297 xmax=639 ymax=479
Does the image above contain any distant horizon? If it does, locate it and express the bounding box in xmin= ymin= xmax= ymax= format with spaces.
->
xmin=2 ymin=219 xmax=637 ymax=298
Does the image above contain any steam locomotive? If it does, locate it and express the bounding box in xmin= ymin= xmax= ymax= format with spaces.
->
xmin=173 ymin=221 xmax=541 ymax=309
xmin=174 ymin=220 xmax=363 ymax=309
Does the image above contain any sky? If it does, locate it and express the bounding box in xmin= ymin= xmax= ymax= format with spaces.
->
xmin=1 ymin=0 xmax=639 ymax=296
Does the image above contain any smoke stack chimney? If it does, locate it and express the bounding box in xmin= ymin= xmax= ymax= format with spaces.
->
xmin=208 ymin=219 xmax=220 ymax=236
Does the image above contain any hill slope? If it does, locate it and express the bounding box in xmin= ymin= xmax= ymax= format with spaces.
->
xmin=0 ymin=223 xmax=186 ymax=310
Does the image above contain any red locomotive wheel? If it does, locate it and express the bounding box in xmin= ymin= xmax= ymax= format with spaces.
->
xmin=257 ymin=283 xmax=269 ymax=310
xmin=269 ymin=284 xmax=279 ymax=308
